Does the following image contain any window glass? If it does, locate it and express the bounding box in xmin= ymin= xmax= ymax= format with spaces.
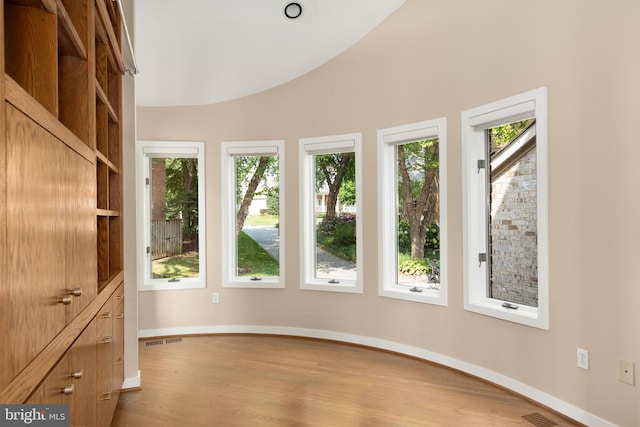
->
xmin=233 ymin=154 xmax=280 ymax=279
xmin=149 ymin=157 xmax=200 ymax=281
xmin=487 ymin=120 xmax=537 ymax=306
xmin=313 ymin=152 xmax=357 ymax=283
xmin=395 ymin=138 xmax=441 ymax=289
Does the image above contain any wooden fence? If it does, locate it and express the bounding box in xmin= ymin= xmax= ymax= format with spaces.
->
xmin=151 ymin=219 xmax=183 ymax=260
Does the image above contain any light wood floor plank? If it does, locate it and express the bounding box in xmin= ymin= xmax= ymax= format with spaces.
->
xmin=111 ymin=335 xmax=581 ymax=427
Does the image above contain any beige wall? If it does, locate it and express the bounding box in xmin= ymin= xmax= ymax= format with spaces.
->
xmin=134 ymin=0 xmax=640 ymax=425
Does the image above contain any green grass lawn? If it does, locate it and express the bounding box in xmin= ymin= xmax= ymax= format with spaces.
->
xmin=152 ymin=231 xmax=278 ymax=279
xmin=237 ymin=231 xmax=279 ymax=276
xmin=152 ymin=252 xmax=200 ymax=279
xmin=244 ymin=214 xmax=279 ymax=227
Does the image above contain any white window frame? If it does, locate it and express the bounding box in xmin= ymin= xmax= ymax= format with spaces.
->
xmin=136 ymin=140 xmax=206 ymax=291
xmin=299 ymin=133 xmax=363 ymax=293
xmin=461 ymin=87 xmax=549 ymax=329
xmin=377 ymin=118 xmax=448 ymax=306
xmin=221 ymin=140 xmax=285 ymax=288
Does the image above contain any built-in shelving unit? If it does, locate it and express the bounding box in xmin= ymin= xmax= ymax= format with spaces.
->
xmin=0 ymin=0 xmax=125 ymax=425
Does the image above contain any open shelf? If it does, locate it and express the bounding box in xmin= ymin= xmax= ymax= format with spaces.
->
xmin=4 ymin=3 xmax=58 ymax=115
xmin=4 ymin=1 xmax=93 ymax=147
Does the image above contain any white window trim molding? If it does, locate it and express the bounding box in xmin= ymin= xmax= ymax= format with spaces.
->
xmin=136 ymin=140 xmax=206 ymax=291
xmin=299 ymin=133 xmax=363 ymax=293
xmin=461 ymin=87 xmax=549 ymax=329
xmin=377 ymin=118 xmax=448 ymax=306
xmin=221 ymin=140 xmax=285 ymax=289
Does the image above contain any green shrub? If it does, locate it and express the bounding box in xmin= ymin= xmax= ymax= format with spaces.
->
xmin=266 ymin=186 xmax=279 ymax=216
xmin=398 ymin=258 xmax=431 ymax=276
xmin=397 ymin=220 xmax=440 ymax=254
xmin=316 ymin=213 xmax=357 ymax=262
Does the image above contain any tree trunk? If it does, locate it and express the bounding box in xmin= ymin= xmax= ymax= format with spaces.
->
xmin=320 ymin=154 xmax=353 ymax=223
xmin=397 ymin=144 xmax=439 ymax=260
xmin=236 ymin=156 xmax=270 ymax=236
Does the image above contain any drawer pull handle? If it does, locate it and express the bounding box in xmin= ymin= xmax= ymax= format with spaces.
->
xmin=62 ymin=384 xmax=74 ymax=395
xmin=59 ymin=295 xmax=73 ymax=305
xmin=100 ymin=312 xmax=113 ymax=319
xmin=115 ymin=314 xmax=124 ymax=319
xmin=100 ymin=392 xmax=112 ymax=401
xmin=69 ymin=288 xmax=83 ymax=297
xmin=115 ymin=294 xmax=124 ymax=300
xmin=114 ymin=359 xmax=124 ymax=365
xmin=70 ymin=369 xmax=83 ymax=379
xmin=98 ymin=336 xmax=113 ymax=344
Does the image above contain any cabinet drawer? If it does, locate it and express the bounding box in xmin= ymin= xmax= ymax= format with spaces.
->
xmin=28 ymin=319 xmax=97 ymax=427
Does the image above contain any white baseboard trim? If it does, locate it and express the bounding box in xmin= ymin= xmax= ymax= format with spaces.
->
xmin=121 ymin=370 xmax=141 ymax=390
xmin=139 ymin=325 xmax=615 ymax=427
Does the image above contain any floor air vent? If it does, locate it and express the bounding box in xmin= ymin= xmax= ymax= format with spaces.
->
xmin=145 ymin=338 xmax=183 ymax=347
xmin=522 ymin=413 xmax=559 ymax=427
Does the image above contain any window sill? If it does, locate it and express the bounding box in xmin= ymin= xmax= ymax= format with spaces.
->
xmin=464 ymin=298 xmax=548 ymax=330
xmin=140 ymin=278 xmax=206 ymax=291
xmin=223 ymin=279 xmax=285 ymax=289
xmin=379 ymin=286 xmax=446 ymax=306
xmin=301 ymin=281 xmax=362 ymax=294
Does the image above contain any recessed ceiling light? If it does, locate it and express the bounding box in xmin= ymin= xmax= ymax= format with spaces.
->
xmin=284 ymin=2 xmax=303 ymax=19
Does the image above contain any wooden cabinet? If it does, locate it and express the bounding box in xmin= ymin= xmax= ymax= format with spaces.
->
xmin=0 ymin=0 xmax=125 ymax=424
xmin=96 ymin=284 xmax=124 ymax=427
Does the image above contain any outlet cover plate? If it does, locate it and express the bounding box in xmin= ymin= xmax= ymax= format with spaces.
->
xmin=577 ymin=348 xmax=589 ymax=370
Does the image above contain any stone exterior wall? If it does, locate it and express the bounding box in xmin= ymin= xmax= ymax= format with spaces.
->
xmin=490 ymin=148 xmax=538 ymax=307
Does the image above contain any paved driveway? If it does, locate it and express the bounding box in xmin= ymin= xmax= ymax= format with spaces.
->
xmin=242 ymin=225 xmax=357 ymax=280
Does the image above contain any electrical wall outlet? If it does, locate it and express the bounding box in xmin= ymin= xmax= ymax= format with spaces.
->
xmin=577 ymin=348 xmax=589 ymax=370
xmin=618 ymin=359 xmax=635 ymax=386
xmin=212 ymin=292 xmax=220 ymax=304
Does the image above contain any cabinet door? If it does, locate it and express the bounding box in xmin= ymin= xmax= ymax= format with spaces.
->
xmin=6 ymin=104 xmax=67 ymax=379
xmin=65 ymin=147 xmax=97 ymax=320
xmin=27 ymin=320 xmax=97 ymax=427
xmin=26 ymin=353 xmax=69 ymax=406
xmin=68 ymin=319 xmax=97 ymax=426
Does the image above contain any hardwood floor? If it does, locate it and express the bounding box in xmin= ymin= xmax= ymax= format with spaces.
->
xmin=111 ymin=335 xmax=581 ymax=427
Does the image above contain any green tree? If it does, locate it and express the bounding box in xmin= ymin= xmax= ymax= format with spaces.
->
xmin=338 ymin=179 xmax=356 ymax=207
xmin=235 ymin=156 xmax=278 ymax=235
xmin=266 ymin=185 xmax=279 ymax=216
xmin=316 ymin=152 xmax=355 ymax=223
xmin=490 ymin=119 xmax=532 ymax=151
xmin=164 ymin=158 xmax=199 ymax=250
xmin=397 ymin=139 xmax=439 ymax=260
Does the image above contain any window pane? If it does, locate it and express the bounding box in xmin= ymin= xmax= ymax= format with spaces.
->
xmin=149 ymin=157 xmax=200 ymax=280
xmin=234 ymin=155 xmax=280 ymax=278
xmin=487 ymin=120 xmax=537 ymax=307
xmin=395 ymin=139 xmax=440 ymax=289
xmin=313 ymin=152 xmax=357 ymax=282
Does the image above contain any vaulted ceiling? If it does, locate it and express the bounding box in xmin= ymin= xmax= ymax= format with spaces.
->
xmin=134 ymin=0 xmax=406 ymax=106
